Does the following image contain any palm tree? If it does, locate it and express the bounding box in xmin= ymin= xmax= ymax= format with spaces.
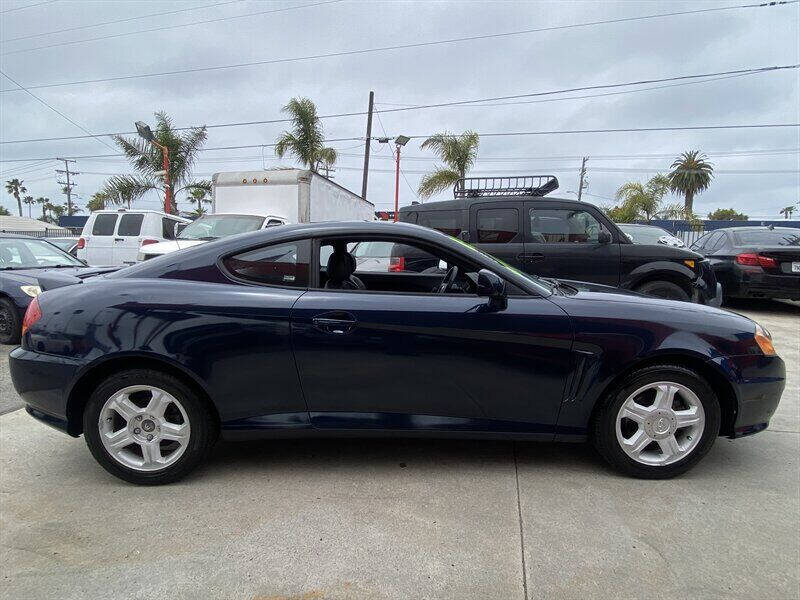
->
xmin=417 ymin=131 xmax=480 ymax=199
xmin=0 ymin=206 xmax=10 ymax=216
xmin=188 ymin=185 xmax=212 ymax=217
xmin=35 ymin=197 xmax=49 ymax=221
xmin=105 ymin=111 xmax=209 ymax=214
xmin=5 ymin=178 xmax=27 ymax=216
xmin=779 ymin=205 xmax=796 ymax=219
xmin=668 ymin=150 xmax=713 ymax=215
xmin=86 ymin=192 xmax=108 ymax=212
xmin=22 ymin=195 xmax=35 ymax=218
xmin=274 ymin=97 xmax=337 ymax=172
xmin=615 ymin=174 xmax=670 ymax=222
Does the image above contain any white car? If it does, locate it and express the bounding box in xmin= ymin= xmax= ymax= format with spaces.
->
xmin=78 ymin=210 xmax=189 ymax=266
xmin=616 ymin=223 xmax=686 ymax=247
xmin=137 ymin=213 xmax=286 ymax=261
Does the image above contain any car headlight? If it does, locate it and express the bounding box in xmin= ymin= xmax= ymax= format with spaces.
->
xmin=20 ymin=285 xmax=42 ymax=298
xmin=754 ymin=323 xmax=776 ymax=356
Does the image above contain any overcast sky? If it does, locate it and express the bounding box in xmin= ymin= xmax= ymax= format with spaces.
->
xmin=1 ymin=0 xmax=798 ymax=220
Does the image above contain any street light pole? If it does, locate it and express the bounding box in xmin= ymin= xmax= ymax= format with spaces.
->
xmin=393 ymin=135 xmax=410 ymax=222
xmin=135 ymin=121 xmax=172 ymax=214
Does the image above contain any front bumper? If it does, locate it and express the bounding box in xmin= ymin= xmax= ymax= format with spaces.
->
xmin=9 ymin=347 xmax=82 ymax=436
xmin=710 ymin=353 xmax=786 ymax=438
xmin=694 ymin=261 xmax=722 ymax=307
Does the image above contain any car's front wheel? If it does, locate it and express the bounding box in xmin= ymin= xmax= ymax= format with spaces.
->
xmin=634 ymin=280 xmax=690 ymax=301
xmin=592 ymin=364 xmax=721 ymax=478
xmin=83 ymin=369 xmax=217 ymax=485
xmin=0 ymin=298 xmax=21 ymax=345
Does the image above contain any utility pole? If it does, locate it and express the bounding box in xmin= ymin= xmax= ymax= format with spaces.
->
xmin=360 ymin=90 xmax=374 ymax=201
xmin=577 ymin=156 xmax=588 ymax=201
xmin=56 ymin=158 xmax=78 ymax=216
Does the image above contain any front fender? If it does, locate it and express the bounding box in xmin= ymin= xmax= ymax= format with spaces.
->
xmin=621 ymin=261 xmax=695 ymax=289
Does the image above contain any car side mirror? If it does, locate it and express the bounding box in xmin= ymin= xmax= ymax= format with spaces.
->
xmin=459 ymin=231 xmax=470 ymax=242
xmin=175 ymin=222 xmax=188 ymax=237
xmin=598 ymin=230 xmax=612 ymax=244
xmin=477 ymin=269 xmax=507 ymax=310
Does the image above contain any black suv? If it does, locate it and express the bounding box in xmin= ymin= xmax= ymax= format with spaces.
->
xmin=398 ymin=175 xmax=720 ymax=305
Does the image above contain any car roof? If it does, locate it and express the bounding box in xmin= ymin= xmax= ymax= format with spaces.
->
xmin=712 ymin=226 xmax=800 ymax=232
xmin=398 ymin=196 xmax=590 ymax=212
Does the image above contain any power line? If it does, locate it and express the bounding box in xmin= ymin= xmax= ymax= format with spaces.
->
xmin=0 ymin=0 xmax=56 ymax=15
xmin=1 ymin=0 xmax=244 ymax=44
xmin=1 ymin=1 xmax=795 ymax=90
xmin=0 ymin=70 xmax=118 ymax=152
xmin=1 ymin=0 xmax=344 ymax=56
xmin=2 ymin=64 xmax=796 ymax=143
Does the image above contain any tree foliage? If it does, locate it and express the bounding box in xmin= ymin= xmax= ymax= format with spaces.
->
xmin=668 ymin=150 xmax=713 ymax=214
xmin=274 ymin=98 xmax=337 ymax=173
xmin=417 ymin=131 xmax=480 ymax=199
xmin=4 ymin=178 xmax=27 ymax=217
xmin=708 ymin=207 xmax=748 ymax=221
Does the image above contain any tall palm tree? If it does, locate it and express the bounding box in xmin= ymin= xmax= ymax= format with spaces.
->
xmin=668 ymin=150 xmax=713 ymax=215
xmin=188 ymin=185 xmax=212 ymax=217
xmin=22 ymin=195 xmax=35 ymax=218
xmin=35 ymin=197 xmax=49 ymax=221
xmin=614 ymin=174 xmax=669 ymax=222
xmin=779 ymin=205 xmax=796 ymax=219
xmin=5 ymin=178 xmax=27 ymax=216
xmin=417 ymin=131 xmax=480 ymax=199
xmin=86 ymin=192 xmax=108 ymax=212
xmin=105 ymin=111 xmax=209 ymax=214
xmin=274 ymin=97 xmax=337 ymax=172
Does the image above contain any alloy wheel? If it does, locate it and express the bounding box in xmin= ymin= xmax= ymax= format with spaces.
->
xmin=98 ymin=385 xmax=191 ymax=472
xmin=615 ymin=381 xmax=705 ymax=466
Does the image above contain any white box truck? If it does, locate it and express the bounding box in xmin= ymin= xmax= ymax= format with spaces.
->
xmin=138 ymin=169 xmax=374 ymax=261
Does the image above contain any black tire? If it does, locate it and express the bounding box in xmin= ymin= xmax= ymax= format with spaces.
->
xmin=0 ymin=298 xmax=21 ymax=345
xmin=635 ymin=280 xmax=690 ymax=301
xmin=592 ymin=364 xmax=721 ymax=479
xmin=83 ymin=369 xmax=217 ymax=485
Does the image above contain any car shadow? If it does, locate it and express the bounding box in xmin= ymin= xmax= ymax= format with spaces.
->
xmin=723 ymin=298 xmax=799 ymax=315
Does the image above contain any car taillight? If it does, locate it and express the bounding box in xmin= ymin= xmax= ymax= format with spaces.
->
xmin=21 ymin=296 xmax=42 ymax=336
xmin=141 ymin=239 xmax=159 ymax=246
xmin=389 ymin=256 xmax=405 ymax=272
xmin=77 ymin=237 xmax=85 ymax=249
xmin=736 ymin=253 xmax=777 ymax=268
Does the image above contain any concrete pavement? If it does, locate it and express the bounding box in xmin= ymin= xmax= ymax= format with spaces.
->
xmin=0 ymin=300 xmax=798 ymax=599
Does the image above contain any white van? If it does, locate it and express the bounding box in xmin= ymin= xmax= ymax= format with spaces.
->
xmin=77 ymin=209 xmax=189 ymax=266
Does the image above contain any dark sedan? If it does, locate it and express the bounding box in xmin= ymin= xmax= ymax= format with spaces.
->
xmin=9 ymin=222 xmax=785 ymax=485
xmin=690 ymin=226 xmax=800 ymax=301
xmin=0 ymin=234 xmax=117 ymax=344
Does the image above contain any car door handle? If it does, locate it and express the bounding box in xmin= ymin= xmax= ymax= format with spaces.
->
xmin=114 ymin=237 xmax=124 ymax=242
xmin=312 ymin=313 xmax=356 ymax=334
xmin=517 ymin=253 xmax=545 ymax=262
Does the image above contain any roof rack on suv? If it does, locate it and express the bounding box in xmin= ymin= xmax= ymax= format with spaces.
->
xmin=453 ymin=175 xmax=559 ymax=198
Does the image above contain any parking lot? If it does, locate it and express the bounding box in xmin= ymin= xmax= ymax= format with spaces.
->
xmin=0 ymin=299 xmax=797 ymax=600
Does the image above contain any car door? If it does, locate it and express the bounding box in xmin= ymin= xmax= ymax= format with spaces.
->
xmin=86 ymin=213 xmax=118 ymax=265
xmin=469 ymin=201 xmax=525 ymax=269
xmin=290 ymin=240 xmax=574 ymax=439
xmin=523 ymin=201 xmax=621 ymax=286
xmin=113 ymin=212 xmax=146 ymax=265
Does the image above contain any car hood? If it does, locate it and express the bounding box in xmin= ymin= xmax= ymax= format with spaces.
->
xmin=1 ymin=266 xmax=118 ymax=291
xmin=139 ymin=239 xmax=207 ymax=256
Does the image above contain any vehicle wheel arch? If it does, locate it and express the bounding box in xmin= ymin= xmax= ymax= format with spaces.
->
xmin=624 ymin=267 xmax=693 ymax=297
xmin=589 ymin=352 xmax=737 ymax=438
xmin=65 ymin=353 xmax=220 ymax=437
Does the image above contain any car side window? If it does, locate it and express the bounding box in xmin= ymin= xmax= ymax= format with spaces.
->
xmin=708 ymin=232 xmax=727 ymax=252
xmin=118 ymin=213 xmax=144 ymax=236
xmin=223 ymin=240 xmax=310 ymax=287
xmin=418 ymin=210 xmax=462 ymax=237
xmin=529 ymin=208 xmax=601 ymax=243
xmin=92 ymin=214 xmax=118 ymax=236
xmin=477 ymin=208 xmax=519 ymax=243
xmin=162 ymin=217 xmax=177 ymax=240
xmin=697 ymin=231 xmax=721 ymax=253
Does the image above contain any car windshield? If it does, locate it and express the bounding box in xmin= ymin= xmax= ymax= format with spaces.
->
xmin=178 ymin=214 xmax=265 ymax=240
xmin=618 ymin=225 xmax=679 ymax=245
xmin=733 ymin=229 xmax=800 ymax=247
xmin=0 ymin=237 xmax=84 ymax=269
xmin=45 ymin=238 xmax=78 ymax=251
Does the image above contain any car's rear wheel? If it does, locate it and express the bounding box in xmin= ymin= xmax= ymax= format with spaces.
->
xmin=83 ymin=369 xmax=216 ymax=485
xmin=0 ymin=298 xmax=21 ymax=345
xmin=592 ymin=364 xmax=721 ymax=478
xmin=634 ymin=280 xmax=690 ymax=301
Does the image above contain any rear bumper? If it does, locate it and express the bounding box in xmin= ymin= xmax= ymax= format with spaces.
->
xmin=710 ymin=353 xmax=786 ymax=438
xmin=9 ymin=347 xmax=81 ymax=436
xmin=725 ymin=266 xmax=800 ymax=300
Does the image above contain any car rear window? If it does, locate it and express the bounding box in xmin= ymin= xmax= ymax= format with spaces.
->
xmin=91 ymin=213 xmax=118 ymax=236
xmin=733 ymin=229 xmax=800 ymax=247
xmin=477 ymin=208 xmax=519 ymax=243
xmin=118 ymin=213 xmax=145 ymax=236
xmin=223 ymin=240 xmax=310 ymax=287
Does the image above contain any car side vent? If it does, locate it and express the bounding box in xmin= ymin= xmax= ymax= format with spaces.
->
xmin=453 ymin=175 xmax=559 ymax=198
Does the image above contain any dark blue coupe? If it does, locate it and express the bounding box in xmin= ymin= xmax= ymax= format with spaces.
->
xmin=9 ymin=222 xmax=785 ymax=484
